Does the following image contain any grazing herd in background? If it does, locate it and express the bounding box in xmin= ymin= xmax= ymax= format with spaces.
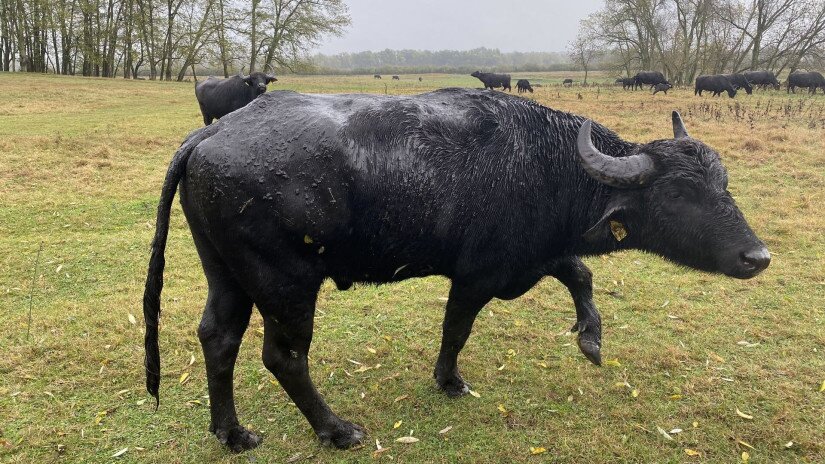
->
xmin=194 ymin=68 xmax=823 ymax=126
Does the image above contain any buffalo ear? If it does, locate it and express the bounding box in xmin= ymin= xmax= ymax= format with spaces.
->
xmin=583 ymin=196 xmax=637 ymax=244
xmin=583 ymin=205 xmax=626 ymax=243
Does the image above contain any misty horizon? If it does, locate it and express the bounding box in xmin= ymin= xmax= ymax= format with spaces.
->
xmin=316 ymin=0 xmax=602 ymax=55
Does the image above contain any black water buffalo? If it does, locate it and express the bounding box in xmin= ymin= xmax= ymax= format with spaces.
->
xmin=652 ymin=83 xmax=673 ymax=95
xmin=743 ymin=70 xmax=780 ymax=90
xmin=516 ymin=79 xmax=534 ymax=93
xmin=616 ymin=77 xmax=636 ymax=90
xmin=633 ymin=71 xmax=669 ymax=90
xmin=471 ymin=71 xmax=512 ymax=91
xmin=695 ymin=75 xmax=737 ymax=98
xmin=144 ymin=89 xmax=770 ymax=452
xmin=724 ymin=73 xmax=753 ymax=95
xmin=374 ymin=74 xmax=382 ymax=79
xmin=194 ymin=71 xmax=277 ymax=125
xmin=787 ymin=71 xmax=825 ymax=94
xmin=392 ymin=75 xmax=400 ymax=80
xmin=562 ymin=78 xmax=573 ymax=87
xmin=419 ymin=77 xmax=423 ymax=82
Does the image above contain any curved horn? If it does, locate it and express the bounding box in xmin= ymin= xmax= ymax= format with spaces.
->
xmin=672 ymin=111 xmax=689 ymax=138
xmin=577 ymin=120 xmax=656 ymax=188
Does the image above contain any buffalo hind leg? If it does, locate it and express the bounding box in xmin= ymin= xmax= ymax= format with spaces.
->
xmin=259 ymin=287 xmax=365 ymax=449
xmin=548 ymin=256 xmax=602 ymax=366
xmin=197 ymin=280 xmax=259 ymax=452
xmin=434 ymin=284 xmax=492 ymax=396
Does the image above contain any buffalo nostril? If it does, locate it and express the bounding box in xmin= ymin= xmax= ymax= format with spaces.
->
xmin=741 ymin=247 xmax=771 ymax=271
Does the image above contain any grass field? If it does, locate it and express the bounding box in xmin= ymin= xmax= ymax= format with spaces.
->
xmin=0 ymin=71 xmax=823 ymax=463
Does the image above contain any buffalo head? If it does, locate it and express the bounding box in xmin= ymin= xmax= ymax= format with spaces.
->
xmin=578 ymin=112 xmax=770 ymax=279
xmin=240 ymin=70 xmax=277 ymax=95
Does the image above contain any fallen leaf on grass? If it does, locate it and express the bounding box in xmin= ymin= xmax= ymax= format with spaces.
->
xmin=735 ymin=407 xmax=753 ymax=420
xmin=737 ymin=439 xmax=755 ymax=450
xmin=366 ymin=347 xmax=377 ymax=354
xmin=684 ymin=448 xmax=700 ymax=457
xmin=395 ymin=436 xmax=418 ymax=444
xmin=604 ymin=359 xmax=621 ymax=367
xmin=784 ymin=441 xmax=793 ymax=448
xmin=469 ymin=390 xmax=481 ymax=398
xmin=669 ymin=428 xmax=683 ymax=434
xmin=393 ymin=420 xmax=402 ymax=429
xmin=179 ymin=372 xmax=190 ymax=385
xmin=393 ymin=395 xmax=408 ymax=403
xmin=112 ymin=447 xmax=128 ymax=458
xmin=631 ymin=389 xmax=639 ymax=398
xmin=373 ymin=447 xmax=391 ymax=457
xmin=530 ymin=447 xmax=547 ymax=455
xmin=708 ymin=351 xmax=725 ymax=363
xmin=656 ymin=426 xmax=674 ymax=441
xmin=497 ymin=404 xmax=508 ymax=414
xmin=819 ymin=380 xmax=825 ymax=392
xmin=741 ymin=451 xmax=750 ymax=462
xmin=438 ymin=426 xmax=452 ymax=434
xmin=128 ymin=314 xmax=137 ymax=325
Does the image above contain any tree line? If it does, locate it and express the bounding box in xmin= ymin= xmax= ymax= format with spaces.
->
xmin=572 ymin=0 xmax=825 ymax=84
xmin=310 ymin=48 xmax=573 ymax=75
xmin=0 ymin=0 xmax=349 ymax=79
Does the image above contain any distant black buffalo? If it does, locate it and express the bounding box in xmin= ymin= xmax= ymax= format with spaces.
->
xmin=374 ymin=74 xmax=382 ymax=79
xmin=787 ymin=71 xmax=825 ymax=94
xmin=144 ymin=88 xmax=770 ymax=453
xmin=562 ymin=78 xmax=573 ymax=87
xmin=652 ymin=83 xmax=672 ymax=95
xmin=195 ymin=71 xmax=277 ymax=125
xmin=695 ymin=75 xmax=737 ymax=98
xmin=419 ymin=77 xmax=423 ymax=82
xmin=633 ymin=71 xmax=669 ymax=90
xmin=392 ymin=75 xmax=400 ymax=80
xmin=743 ymin=71 xmax=780 ymax=90
xmin=516 ymin=79 xmax=534 ymax=93
xmin=615 ymin=77 xmax=635 ymax=90
xmin=471 ymin=71 xmax=512 ymax=91
xmin=724 ymin=73 xmax=753 ymax=95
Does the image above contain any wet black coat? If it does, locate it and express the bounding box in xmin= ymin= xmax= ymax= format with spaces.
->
xmin=633 ymin=71 xmax=669 ymax=89
xmin=724 ymin=73 xmax=753 ymax=94
xmin=471 ymin=71 xmax=512 ymax=91
xmin=787 ymin=71 xmax=825 ymax=94
xmin=743 ymin=71 xmax=780 ymax=90
xmin=695 ymin=75 xmax=737 ymax=98
xmin=516 ymin=79 xmax=533 ymax=93
xmin=143 ymin=89 xmax=770 ymax=449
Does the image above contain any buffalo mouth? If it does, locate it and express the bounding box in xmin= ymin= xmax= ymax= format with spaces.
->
xmin=722 ymin=246 xmax=771 ymax=279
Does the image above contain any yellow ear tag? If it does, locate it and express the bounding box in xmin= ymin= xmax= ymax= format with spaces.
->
xmin=610 ymin=221 xmax=628 ymax=241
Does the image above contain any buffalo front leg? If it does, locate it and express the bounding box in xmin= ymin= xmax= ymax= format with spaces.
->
xmin=434 ymin=285 xmax=492 ymax=396
xmin=259 ymin=293 xmax=365 ymax=449
xmin=197 ymin=285 xmax=260 ymax=452
xmin=548 ymin=256 xmax=602 ymax=366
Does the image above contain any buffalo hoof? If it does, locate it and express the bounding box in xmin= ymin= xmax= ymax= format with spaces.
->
xmin=571 ymin=320 xmax=602 ymax=366
xmin=435 ymin=372 xmax=471 ymax=397
xmin=213 ymin=424 xmax=262 ymax=453
xmin=317 ymin=420 xmax=366 ymax=449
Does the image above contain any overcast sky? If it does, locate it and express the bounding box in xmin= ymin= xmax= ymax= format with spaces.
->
xmin=317 ymin=0 xmax=604 ymax=55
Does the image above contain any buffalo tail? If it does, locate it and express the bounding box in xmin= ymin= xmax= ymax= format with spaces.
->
xmin=143 ymin=126 xmax=215 ymax=408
